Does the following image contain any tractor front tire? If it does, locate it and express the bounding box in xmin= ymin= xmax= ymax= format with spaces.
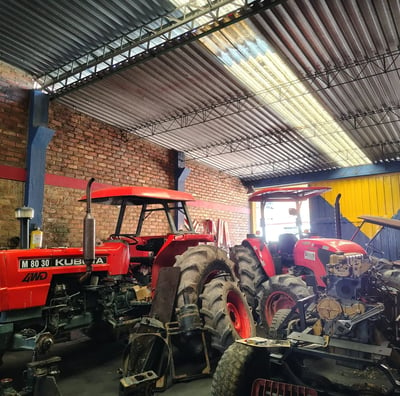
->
xmin=211 ymin=341 xmax=268 ymax=396
xmin=174 ymin=245 xmax=236 ymax=308
xmin=268 ymin=308 xmax=294 ymax=339
xmin=257 ymin=274 xmax=311 ymax=330
xmin=200 ymin=277 xmax=255 ymax=352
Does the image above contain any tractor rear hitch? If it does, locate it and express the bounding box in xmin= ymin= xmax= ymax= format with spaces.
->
xmin=0 ymin=356 xmax=62 ymax=396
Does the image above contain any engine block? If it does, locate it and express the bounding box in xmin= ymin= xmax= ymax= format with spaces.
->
xmin=327 ymin=252 xmax=371 ymax=278
xmin=314 ymin=252 xmax=380 ymax=338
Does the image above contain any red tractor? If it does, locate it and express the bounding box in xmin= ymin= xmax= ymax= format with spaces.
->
xmin=212 ymin=215 xmax=400 ymax=395
xmin=230 ymin=186 xmax=367 ymax=330
xmin=0 ymin=179 xmax=255 ymax=374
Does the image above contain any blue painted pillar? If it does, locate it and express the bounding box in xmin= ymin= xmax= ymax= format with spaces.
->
xmin=174 ymin=151 xmax=190 ymax=229
xmin=24 ymin=90 xmax=55 ymax=229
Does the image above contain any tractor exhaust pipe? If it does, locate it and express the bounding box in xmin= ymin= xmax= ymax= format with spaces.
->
xmin=335 ymin=193 xmax=342 ymax=239
xmin=81 ymin=178 xmax=96 ymax=282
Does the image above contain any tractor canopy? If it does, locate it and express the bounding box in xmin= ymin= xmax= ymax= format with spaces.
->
xmin=248 ymin=186 xmax=331 ymax=241
xmin=79 ymin=185 xmax=198 ymax=236
xmin=248 ymin=186 xmax=331 ymax=203
xmin=358 ymin=215 xmax=400 ymax=230
xmin=80 ymin=185 xmax=195 ymax=205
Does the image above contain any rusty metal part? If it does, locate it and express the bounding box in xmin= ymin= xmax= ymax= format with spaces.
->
xmin=317 ymin=297 xmax=342 ymax=320
xmin=119 ymin=370 xmax=158 ymax=396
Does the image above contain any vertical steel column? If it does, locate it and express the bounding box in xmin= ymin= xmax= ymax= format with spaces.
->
xmin=174 ymin=151 xmax=190 ymax=230
xmin=24 ymin=90 xmax=55 ymax=229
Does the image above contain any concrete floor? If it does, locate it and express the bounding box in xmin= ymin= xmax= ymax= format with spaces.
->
xmin=1 ymin=335 xmax=212 ymax=396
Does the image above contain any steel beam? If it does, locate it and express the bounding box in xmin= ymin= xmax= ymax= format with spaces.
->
xmin=247 ymin=161 xmax=400 ymax=187
xmin=42 ymin=0 xmax=283 ymax=97
xmin=174 ymin=151 xmax=190 ymax=230
xmin=126 ymin=48 xmax=400 ymax=139
xmin=25 ymin=90 xmax=54 ymax=229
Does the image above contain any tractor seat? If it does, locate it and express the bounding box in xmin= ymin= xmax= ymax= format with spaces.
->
xmin=130 ymin=238 xmax=166 ymax=266
xmin=135 ymin=238 xmax=165 ymax=254
xmin=278 ymin=233 xmax=297 ymax=258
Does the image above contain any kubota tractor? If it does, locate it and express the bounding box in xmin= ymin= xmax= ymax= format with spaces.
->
xmin=212 ymin=216 xmax=400 ymax=396
xmin=230 ymin=186 xmax=367 ymax=330
xmin=0 ymin=179 xmax=255 ymax=380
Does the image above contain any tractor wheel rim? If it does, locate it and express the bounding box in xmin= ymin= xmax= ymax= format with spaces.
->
xmin=226 ymin=290 xmax=252 ymax=338
xmin=264 ymin=291 xmax=295 ymax=326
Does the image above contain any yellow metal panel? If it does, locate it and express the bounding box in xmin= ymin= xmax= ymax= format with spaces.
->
xmin=311 ymin=172 xmax=400 ymax=239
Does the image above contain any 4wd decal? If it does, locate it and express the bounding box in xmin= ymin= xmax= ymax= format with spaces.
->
xmin=19 ymin=256 xmax=107 ymax=269
xmin=22 ymin=272 xmax=48 ymax=282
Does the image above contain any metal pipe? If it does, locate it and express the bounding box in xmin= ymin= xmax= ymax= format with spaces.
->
xmin=334 ymin=194 xmax=342 ymax=239
xmin=82 ymin=178 xmax=95 ymax=281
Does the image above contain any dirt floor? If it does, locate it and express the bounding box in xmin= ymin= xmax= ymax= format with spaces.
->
xmin=0 ymin=334 xmax=212 ymax=396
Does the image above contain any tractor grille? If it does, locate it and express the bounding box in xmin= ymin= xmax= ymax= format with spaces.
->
xmin=251 ymin=378 xmax=318 ymax=396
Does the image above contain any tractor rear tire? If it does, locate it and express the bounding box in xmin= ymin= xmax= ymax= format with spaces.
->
xmin=229 ymin=245 xmax=267 ymax=313
xmin=257 ymin=274 xmax=311 ymax=330
xmin=211 ymin=341 xmax=267 ymax=396
xmin=200 ymin=277 xmax=255 ymax=352
xmin=174 ymin=245 xmax=236 ymax=308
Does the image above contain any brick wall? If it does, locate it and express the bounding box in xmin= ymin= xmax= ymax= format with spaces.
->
xmin=0 ymin=62 xmax=31 ymax=169
xmin=0 ymin=62 xmax=32 ymax=246
xmin=185 ymin=161 xmax=249 ymax=246
xmin=0 ymin=61 xmax=249 ymax=249
xmin=0 ymin=179 xmax=24 ymax=248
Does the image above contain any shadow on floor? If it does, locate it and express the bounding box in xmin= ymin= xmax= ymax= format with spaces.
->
xmin=1 ymin=335 xmax=212 ymax=396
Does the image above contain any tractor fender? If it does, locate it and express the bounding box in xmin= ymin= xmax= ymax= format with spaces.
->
xmin=242 ymin=238 xmax=276 ymax=278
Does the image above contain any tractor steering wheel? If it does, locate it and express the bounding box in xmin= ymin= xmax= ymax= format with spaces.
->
xmin=109 ymin=234 xmax=139 ymax=245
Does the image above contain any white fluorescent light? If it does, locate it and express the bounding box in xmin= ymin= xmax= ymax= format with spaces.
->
xmin=199 ymin=19 xmax=371 ymax=167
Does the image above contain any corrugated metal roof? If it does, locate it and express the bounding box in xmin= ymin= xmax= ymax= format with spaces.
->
xmin=0 ymin=0 xmax=399 ymax=182
xmin=0 ymin=0 xmax=175 ymax=76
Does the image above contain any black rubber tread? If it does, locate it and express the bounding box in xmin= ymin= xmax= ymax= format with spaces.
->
xmin=173 ymin=245 xmax=236 ymax=308
xmin=268 ymin=308 xmax=292 ymax=339
xmin=200 ymin=278 xmax=256 ymax=352
xmin=211 ymin=341 xmax=268 ymax=396
xmin=229 ymin=245 xmax=268 ymax=312
xmin=257 ymin=274 xmax=311 ymax=330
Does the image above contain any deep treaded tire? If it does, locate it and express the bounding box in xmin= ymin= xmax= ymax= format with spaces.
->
xmin=201 ymin=278 xmax=256 ymax=352
xmin=257 ymin=274 xmax=310 ymax=330
xmin=268 ymin=308 xmax=292 ymax=339
xmin=230 ymin=245 xmax=268 ymax=312
xmin=174 ymin=245 xmax=236 ymax=308
xmin=211 ymin=341 xmax=267 ymax=396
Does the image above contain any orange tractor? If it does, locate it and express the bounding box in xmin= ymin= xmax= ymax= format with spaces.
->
xmin=0 ymin=179 xmax=255 ymax=394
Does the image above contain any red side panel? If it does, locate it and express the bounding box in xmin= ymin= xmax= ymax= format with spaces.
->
xmin=0 ymin=241 xmax=130 ymax=311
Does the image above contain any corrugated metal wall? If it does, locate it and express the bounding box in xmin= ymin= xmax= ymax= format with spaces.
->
xmin=310 ymin=172 xmax=400 ymax=260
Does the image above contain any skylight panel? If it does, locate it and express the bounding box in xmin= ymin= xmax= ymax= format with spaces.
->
xmin=199 ymin=19 xmax=371 ymax=167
